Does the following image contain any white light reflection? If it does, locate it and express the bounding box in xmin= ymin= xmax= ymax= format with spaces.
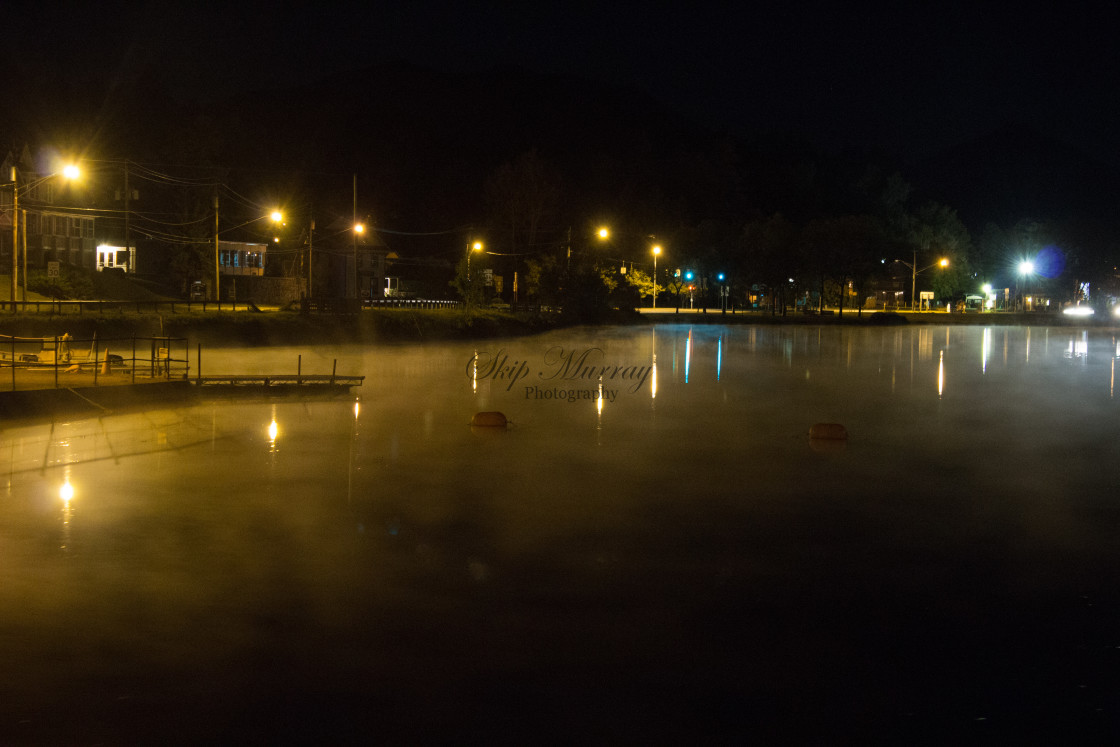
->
xmin=716 ymin=334 xmax=722 ymax=381
xmin=1114 ymin=338 xmax=1120 ymax=398
xmin=267 ymin=404 xmax=279 ymax=453
xmin=684 ymin=328 xmax=692 ymax=383
xmin=1065 ymin=332 xmax=1089 ymax=360
xmin=471 ymin=351 xmax=478 ymax=394
xmin=60 ymin=466 xmax=74 ymax=553
xmin=937 ymin=349 xmax=945 ymax=398
xmin=597 ymin=376 xmax=604 ymax=418
xmin=982 ymin=327 xmax=991 ymax=374
xmin=650 ymin=329 xmax=658 ymax=400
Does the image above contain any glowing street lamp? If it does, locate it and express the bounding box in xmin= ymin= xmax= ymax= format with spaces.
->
xmin=893 ymin=253 xmax=949 ymax=311
xmin=467 ymin=240 xmax=483 ymax=282
xmin=1017 ymin=260 xmax=1036 ymax=311
xmin=214 ymin=208 xmax=283 ymax=302
xmin=8 ymin=163 xmax=80 ymax=311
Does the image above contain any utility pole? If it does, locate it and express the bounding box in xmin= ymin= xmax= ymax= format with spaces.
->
xmin=20 ymin=209 xmax=27 ymax=308
xmin=911 ymin=248 xmax=917 ymax=311
xmin=10 ymin=166 xmax=18 ymax=312
xmin=123 ymin=162 xmax=131 ymax=275
xmin=213 ymin=191 xmax=220 ymax=301
xmin=352 ymin=174 xmax=358 ymax=300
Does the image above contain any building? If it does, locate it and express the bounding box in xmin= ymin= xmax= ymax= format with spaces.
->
xmin=1 ymin=148 xmax=98 ymax=274
xmin=219 ymin=240 xmax=267 ymax=277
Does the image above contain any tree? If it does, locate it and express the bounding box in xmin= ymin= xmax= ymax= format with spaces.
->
xmin=909 ymin=202 xmax=973 ymax=303
xmin=484 ymin=150 xmax=561 ymax=301
xmin=450 ymin=253 xmax=491 ymax=307
xmin=624 ymin=267 xmax=655 ymax=302
xmin=804 ymin=215 xmax=891 ymax=316
xmin=741 ymin=214 xmax=799 ymax=315
xmin=523 ymin=254 xmax=563 ymax=305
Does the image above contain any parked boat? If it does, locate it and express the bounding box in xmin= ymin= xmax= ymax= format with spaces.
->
xmin=0 ymin=333 xmax=122 ymax=367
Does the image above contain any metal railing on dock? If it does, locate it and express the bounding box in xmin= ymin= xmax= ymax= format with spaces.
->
xmin=1 ymin=334 xmax=189 ymax=392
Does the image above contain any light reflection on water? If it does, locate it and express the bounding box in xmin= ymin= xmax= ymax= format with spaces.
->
xmin=2 ymin=324 xmax=1119 ymax=740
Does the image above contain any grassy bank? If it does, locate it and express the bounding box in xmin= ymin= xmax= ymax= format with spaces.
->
xmin=0 ymin=307 xmax=568 ymax=347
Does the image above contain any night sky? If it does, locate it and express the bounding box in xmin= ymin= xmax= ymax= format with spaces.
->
xmin=4 ymin=2 xmax=1116 ymax=165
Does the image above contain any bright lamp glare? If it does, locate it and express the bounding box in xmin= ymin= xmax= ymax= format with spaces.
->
xmin=1063 ymin=306 xmax=1095 ymax=317
xmin=270 ymin=211 xmax=283 ymax=222
xmin=597 ymin=227 xmax=609 ymax=239
xmin=1019 ymin=261 xmax=1035 ymax=275
xmin=354 ymin=223 xmax=365 ymax=233
xmin=62 ymin=164 xmax=80 ymax=180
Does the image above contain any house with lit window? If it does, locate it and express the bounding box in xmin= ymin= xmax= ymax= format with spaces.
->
xmin=218 ymin=240 xmax=267 ymax=277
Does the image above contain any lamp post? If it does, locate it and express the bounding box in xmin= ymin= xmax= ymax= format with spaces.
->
xmin=1017 ymin=260 xmax=1035 ymax=311
xmin=7 ymin=164 xmax=80 ymax=311
xmin=465 ymin=241 xmax=483 ymax=306
xmin=214 ymin=207 xmax=282 ymax=302
xmin=467 ymin=240 xmax=482 ymax=281
xmin=893 ymin=254 xmax=949 ymax=311
xmin=353 ymin=222 xmax=365 ymax=302
xmin=652 ymin=244 xmax=661 ymax=309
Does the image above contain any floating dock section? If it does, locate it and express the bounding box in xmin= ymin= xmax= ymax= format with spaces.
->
xmin=192 ymin=374 xmax=364 ymax=392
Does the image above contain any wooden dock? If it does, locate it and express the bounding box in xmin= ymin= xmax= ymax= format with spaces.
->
xmin=193 ymin=374 xmax=364 ymax=390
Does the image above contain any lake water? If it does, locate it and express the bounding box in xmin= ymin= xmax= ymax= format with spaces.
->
xmin=2 ymin=323 xmax=1118 ymax=741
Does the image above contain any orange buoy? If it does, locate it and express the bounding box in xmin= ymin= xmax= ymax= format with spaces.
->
xmin=809 ymin=422 xmax=848 ymax=440
xmin=471 ymin=411 xmax=508 ymax=428
xmin=101 ymin=350 xmax=111 ymax=375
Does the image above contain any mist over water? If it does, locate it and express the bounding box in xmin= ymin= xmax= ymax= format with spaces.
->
xmin=3 ymin=324 xmax=1119 ymax=741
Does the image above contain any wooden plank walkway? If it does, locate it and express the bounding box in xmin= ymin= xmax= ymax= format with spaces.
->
xmin=192 ymin=374 xmax=364 ymax=389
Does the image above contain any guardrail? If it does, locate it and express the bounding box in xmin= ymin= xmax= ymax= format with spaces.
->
xmin=364 ymin=298 xmax=462 ymax=309
xmin=1 ymin=300 xmax=259 ymax=314
xmin=1 ymin=334 xmax=190 ymax=391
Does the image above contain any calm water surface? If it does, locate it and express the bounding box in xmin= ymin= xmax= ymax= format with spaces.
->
xmin=2 ymin=324 xmax=1119 ymax=741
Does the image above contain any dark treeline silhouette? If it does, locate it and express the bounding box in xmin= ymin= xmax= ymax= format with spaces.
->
xmin=2 ymin=60 xmax=1116 ymax=310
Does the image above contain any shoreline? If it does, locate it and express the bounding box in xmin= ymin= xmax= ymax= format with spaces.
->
xmin=0 ymin=307 xmax=1113 ymax=349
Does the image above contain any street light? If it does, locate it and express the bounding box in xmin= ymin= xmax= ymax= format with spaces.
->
xmin=214 ymin=208 xmax=282 ymax=302
xmin=893 ymin=253 xmax=949 ymax=311
xmin=467 ymin=240 xmax=483 ymax=281
xmin=1018 ymin=260 xmax=1035 ymax=311
xmin=7 ymin=164 xmax=80 ymax=311
xmin=652 ymin=244 xmax=661 ymax=309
